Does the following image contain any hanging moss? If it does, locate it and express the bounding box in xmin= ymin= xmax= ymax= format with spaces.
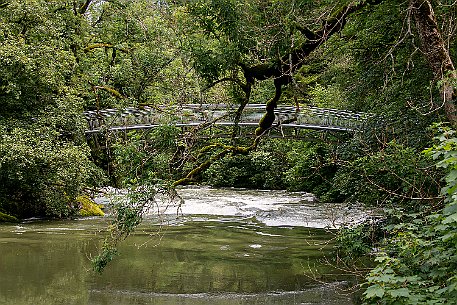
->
xmin=0 ymin=211 xmax=18 ymax=222
xmin=77 ymin=195 xmax=105 ymax=217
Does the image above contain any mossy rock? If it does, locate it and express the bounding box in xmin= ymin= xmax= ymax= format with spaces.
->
xmin=0 ymin=211 xmax=18 ymax=223
xmin=77 ymin=195 xmax=105 ymax=217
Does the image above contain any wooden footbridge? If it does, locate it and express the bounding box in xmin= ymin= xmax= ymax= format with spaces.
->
xmin=84 ymin=104 xmax=374 ymax=139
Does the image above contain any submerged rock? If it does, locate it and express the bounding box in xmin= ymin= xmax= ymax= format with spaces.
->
xmin=76 ymin=195 xmax=105 ymax=217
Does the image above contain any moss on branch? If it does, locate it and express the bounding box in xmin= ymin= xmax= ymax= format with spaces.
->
xmin=255 ymin=78 xmax=283 ymax=136
xmin=77 ymin=195 xmax=104 ymax=217
xmin=93 ymin=85 xmax=124 ymax=99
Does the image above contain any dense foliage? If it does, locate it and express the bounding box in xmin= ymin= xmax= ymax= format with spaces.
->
xmin=361 ymin=127 xmax=457 ymax=304
xmin=1 ymin=0 xmax=456 ymax=303
xmin=0 ymin=0 xmax=97 ymax=218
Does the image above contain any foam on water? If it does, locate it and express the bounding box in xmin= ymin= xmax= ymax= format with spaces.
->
xmin=135 ymin=186 xmax=373 ymax=229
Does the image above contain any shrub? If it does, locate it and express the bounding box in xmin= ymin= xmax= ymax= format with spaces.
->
xmin=362 ymin=126 xmax=457 ymax=304
xmin=325 ymin=142 xmax=441 ymax=207
xmin=0 ymin=127 xmax=94 ymax=218
xmin=284 ymin=142 xmax=338 ymax=196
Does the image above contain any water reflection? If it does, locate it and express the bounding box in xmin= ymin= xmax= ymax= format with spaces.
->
xmin=89 ymin=288 xmax=354 ymax=305
xmin=0 ymin=187 xmax=365 ymax=305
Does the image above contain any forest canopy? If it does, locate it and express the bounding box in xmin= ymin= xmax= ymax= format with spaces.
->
xmin=1 ymin=0 xmax=457 ymax=303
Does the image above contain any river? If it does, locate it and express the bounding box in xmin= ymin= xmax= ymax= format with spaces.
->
xmin=0 ymin=187 xmax=372 ymax=305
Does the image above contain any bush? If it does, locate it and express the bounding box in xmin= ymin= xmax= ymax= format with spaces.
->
xmin=284 ymin=142 xmax=338 ymax=196
xmin=335 ymin=218 xmax=386 ymax=262
xmin=111 ymin=126 xmax=181 ymax=187
xmin=204 ymin=154 xmax=259 ymax=188
xmin=203 ymin=139 xmax=291 ymax=189
xmin=325 ymin=142 xmax=442 ymax=206
xmin=362 ymin=126 xmax=457 ymax=304
xmin=0 ymin=127 xmax=94 ymax=218
xmin=0 ymin=211 xmax=18 ymax=223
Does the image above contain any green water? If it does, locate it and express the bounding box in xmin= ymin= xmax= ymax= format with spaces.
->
xmin=0 ymin=188 xmax=365 ymax=305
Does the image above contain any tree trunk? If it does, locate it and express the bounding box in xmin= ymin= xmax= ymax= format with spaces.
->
xmin=242 ymin=0 xmax=383 ymax=135
xmin=410 ymin=0 xmax=457 ymax=124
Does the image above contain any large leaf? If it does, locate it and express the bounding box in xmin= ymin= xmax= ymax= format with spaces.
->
xmin=364 ymin=284 xmax=385 ymax=299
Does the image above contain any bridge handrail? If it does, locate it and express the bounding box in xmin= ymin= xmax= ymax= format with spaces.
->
xmin=83 ymin=103 xmax=375 ymax=133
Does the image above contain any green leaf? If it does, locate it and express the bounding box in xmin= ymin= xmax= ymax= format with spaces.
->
xmin=374 ymin=254 xmax=390 ymax=262
xmin=364 ymin=284 xmax=385 ymax=299
xmin=443 ymin=213 xmax=457 ymax=224
xmin=441 ymin=232 xmax=456 ymax=241
xmin=443 ymin=203 xmax=457 ymax=215
xmin=389 ymin=288 xmax=410 ymax=298
xmin=446 ymin=170 xmax=457 ymax=183
xmin=434 ymin=224 xmax=449 ymax=232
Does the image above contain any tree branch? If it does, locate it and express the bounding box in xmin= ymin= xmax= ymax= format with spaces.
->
xmin=242 ymin=0 xmax=382 ymax=83
xmin=84 ymin=43 xmax=114 ymax=52
xmin=91 ymin=83 xmax=124 ymax=99
xmin=239 ymin=0 xmax=383 ymax=135
xmin=295 ymin=25 xmax=318 ymax=41
xmin=79 ymin=0 xmax=92 ymax=15
xmin=175 ymin=0 xmax=385 ymax=187
xmin=202 ymin=77 xmax=246 ymax=92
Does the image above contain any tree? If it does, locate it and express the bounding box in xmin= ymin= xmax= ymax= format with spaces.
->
xmin=0 ymin=0 xmax=97 ymax=217
xmin=181 ymin=1 xmax=384 ymax=134
xmin=79 ymin=0 xmax=209 ymax=109
xmin=410 ymin=0 xmax=457 ymax=124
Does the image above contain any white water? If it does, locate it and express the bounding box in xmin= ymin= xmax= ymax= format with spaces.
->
xmin=97 ymin=186 xmax=373 ymax=229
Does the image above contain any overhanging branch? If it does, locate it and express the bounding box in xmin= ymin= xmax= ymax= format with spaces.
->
xmin=240 ymin=0 xmax=383 ymax=135
xmin=175 ymin=0 xmax=385 ymax=187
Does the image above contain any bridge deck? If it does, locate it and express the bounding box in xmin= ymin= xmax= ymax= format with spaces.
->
xmin=83 ymin=104 xmax=374 ymax=136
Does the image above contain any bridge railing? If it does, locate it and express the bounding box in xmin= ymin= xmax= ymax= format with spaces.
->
xmin=83 ymin=104 xmax=374 ymax=134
